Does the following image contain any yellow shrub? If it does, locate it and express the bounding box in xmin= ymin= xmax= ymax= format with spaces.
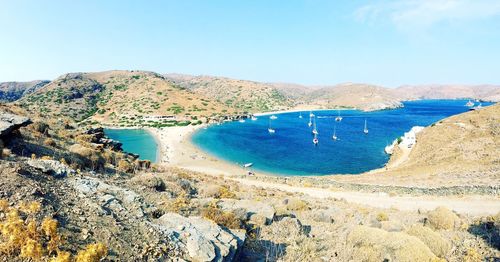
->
xmin=19 ymin=201 xmax=41 ymax=215
xmin=166 ymin=193 xmax=191 ymax=213
xmin=218 ymin=185 xmax=236 ymax=199
xmin=376 ymin=212 xmax=389 ymax=222
xmin=118 ymin=159 xmax=134 ymax=173
xmin=20 ymin=238 xmax=43 ymax=260
xmin=0 ymin=199 xmax=9 ymax=212
xmin=75 ymin=242 xmax=108 ymax=262
xmin=201 ymin=203 xmax=241 ymax=229
xmin=406 ymin=224 xmax=451 ymax=258
xmin=41 ymin=218 xmax=58 ymax=238
xmin=0 ymin=199 xmax=105 ymax=261
xmin=75 ymin=134 xmax=95 ymax=144
xmin=44 ymin=138 xmax=56 ymax=147
xmin=463 ymin=248 xmax=482 ymax=262
xmin=427 ymin=206 xmax=460 ymax=230
xmin=286 ymin=199 xmax=308 ymax=211
xmin=51 ymin=251 xmax=72 ymax=262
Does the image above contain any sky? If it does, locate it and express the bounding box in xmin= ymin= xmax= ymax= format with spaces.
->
xmin=1 ymin=0 xmax=499 ymax=87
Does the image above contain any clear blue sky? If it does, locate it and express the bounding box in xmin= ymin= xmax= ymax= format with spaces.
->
xmin=1 ymin=0 xmax=499 ymax=87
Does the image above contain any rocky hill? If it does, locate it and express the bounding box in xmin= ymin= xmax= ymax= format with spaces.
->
xmin=15 ymin=71 xmax=233 ymax=126
xmin=0 ymin=80 xmax=50 ymax=102
xmin=395 ymin=85 xmax=500 ymax=102
xmin=301 ymin=83 xmax=403 ymax=111
xmin=165 ymin=74 xmax=295 ymax=112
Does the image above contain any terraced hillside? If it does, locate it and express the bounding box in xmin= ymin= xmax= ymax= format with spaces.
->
xmin=16 ymin=71 xmax=232 ymax=126
xmin=0 ymin=80 xmax=50 ymax=102
xmin=165 ymin=74 xmax=294 ymax=112
xmin=302 ymin=83 xmax=403 ymax=111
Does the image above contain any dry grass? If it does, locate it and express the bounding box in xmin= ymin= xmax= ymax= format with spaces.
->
xmin=75 ymin=243 xmax=108 ymax=262
xmin=347 ymin=225 xmax=438 ymax=261
xmin=406 ymin=224 xmax=451 ymax=258
xmin=165 ymin=193 xmax=191 ymax=214
xmin=43 ymin=138 xmax=57 ymax=147
xmin=201 ymin=202 xmax=242 ymax=229
xmin=0 ymin=199 xmax=107 ymax=261
xmin=427 ymin=206 xmax=460 ymax=230
xmin=462 ymin=248 xmax=482 ymax=262
xmin=376 ymin=212 xmax=389 ymax=222
xmin=117 ymin=159 xmax=134 ymax=173
xmin=286 ymin=198 xmax=308 ymax=211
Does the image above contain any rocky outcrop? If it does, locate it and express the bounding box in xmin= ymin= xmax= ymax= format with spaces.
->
xmin=152 ymin=213 xmax=246 ymax=262
xmin=218 ymin=199 xmax=275 ymax=226
xmin=27 ymin=159 xmax=75 ymax=177
xmin=0 ymin=112 xmax=31 ymax=137
xmin=84 ymin=127 xmax=123 ymax=151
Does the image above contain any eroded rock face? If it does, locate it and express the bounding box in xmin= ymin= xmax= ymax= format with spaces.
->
xmin=152 ymin=213 xmax=246 ymax=262
xmin=0 ymin=112 xmax=31 ymax=137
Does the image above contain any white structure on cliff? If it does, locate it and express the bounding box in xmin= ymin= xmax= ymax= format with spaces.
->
xmin=385 ymin=126 xmax=425 ymax=154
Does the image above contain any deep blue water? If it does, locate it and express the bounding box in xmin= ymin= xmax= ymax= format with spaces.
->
xmin=192 ymin=100 xmax=493 ymax=176
xmin=104 ymin=129 xmax=158 ymax=162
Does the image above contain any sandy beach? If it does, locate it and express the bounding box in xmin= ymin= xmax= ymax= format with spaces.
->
xmin=148 ymin=124 xmax=260 ymax=177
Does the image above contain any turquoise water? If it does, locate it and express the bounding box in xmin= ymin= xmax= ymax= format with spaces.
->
xmin=104 ymin=129 xmax=158 ymax=162
xmin=192 ymin=100 xmax=493 ymax=176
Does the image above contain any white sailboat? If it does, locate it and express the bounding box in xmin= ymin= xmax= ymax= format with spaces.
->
xmin=309 ymin=111 xmax=315 ymax=117
xmin=332 ymin=125 xmax=337 ymax=140
xmin=335 ymin=110 xmax=343 ymax=122
xmin=270 ymin=115 xmax=278 ymax=120
xmin=313 ymin=133 xmax=319 ymax=145
xmin=465 ymin=100 xmax=474 ymax=107
xmin=308 ymin=114 xmax=312 ymax=127
xmin=299 ymin=112 xmax=303 ymax=119
xmin=312 ymin=117 xmax=318 ymax=135
xmin=239 ymin=119 xmax=245 ymax=123
xmin=268 ymin=118 xmax=275 ymax=133
xmin=363 ymin=119 xmax=369 ymax=134
xmin=251 ymin=116 xmax=258 ymax=121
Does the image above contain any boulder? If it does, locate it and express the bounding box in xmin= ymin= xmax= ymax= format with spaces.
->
xmin=27 ymin=159 xmax=75 ymax=177
xmin=0 ymin=112 xmax=31 ymax=137
xmin=152 ymin=213 xmax=246 ymax=262
xmin=218 ymin=199 xmax=275 ymax=225
xmin=70 ymin=177 xmax=145 ymax=219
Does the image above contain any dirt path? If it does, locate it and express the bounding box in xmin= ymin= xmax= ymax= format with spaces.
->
xmin=230 ymin=177 xmax=500 ymax=216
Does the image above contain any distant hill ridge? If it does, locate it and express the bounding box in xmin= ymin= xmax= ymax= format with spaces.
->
xmin=3 ymin=70 xmax=499 ymax=125
xmin=0 ymin=80 xmax=50 ymax=102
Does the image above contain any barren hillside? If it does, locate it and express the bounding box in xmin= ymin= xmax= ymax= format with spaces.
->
xmin=302 ymin=83 xmax=403 ymax=111
xmin=395 ymin=85 xmax=500 ymax=102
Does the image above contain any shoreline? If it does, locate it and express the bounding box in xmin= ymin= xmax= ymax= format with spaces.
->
xmin=108 ymin=121 xmax=410 ymax=178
